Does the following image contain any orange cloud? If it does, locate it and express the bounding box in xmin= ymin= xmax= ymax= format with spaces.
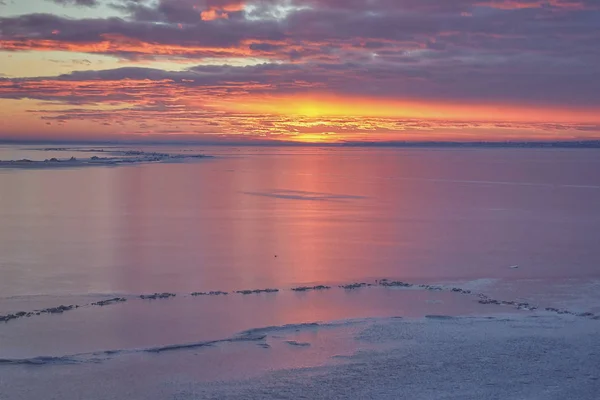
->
xmin=231 ymin=94 xmax=600 ymax=125
xmin=0 ymin=35 xmax=260 ymax=59
xmin=201 ymin=1 xmax=245 ymax=20
xmin=2 ymin=81 xmax=598 ymax=142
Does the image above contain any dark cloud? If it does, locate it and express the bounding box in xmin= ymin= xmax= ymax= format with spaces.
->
xmin=1 ymin=57 xmax=599 ymax=108
xmin=4 ymin=1 xmax=599 ymax=50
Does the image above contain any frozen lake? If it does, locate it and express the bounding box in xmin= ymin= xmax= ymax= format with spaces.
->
xmin=1 ymin=145 xmax=599 ymax=399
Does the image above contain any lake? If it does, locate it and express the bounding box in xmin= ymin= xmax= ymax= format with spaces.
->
xmin=1 ymin=145 xmax=599 ymax=399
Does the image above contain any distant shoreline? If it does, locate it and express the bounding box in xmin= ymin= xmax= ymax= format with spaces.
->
xmin=0 ymin=149 xmax=211 ymax=169
xmin=1 ymin=140 xmax=600 ymax=148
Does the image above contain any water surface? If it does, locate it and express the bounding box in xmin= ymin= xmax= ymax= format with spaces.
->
xmin=2 ymin=145 xmax=600 ymax=399
xmin=1 ymin=146 xmax=599 ymax=298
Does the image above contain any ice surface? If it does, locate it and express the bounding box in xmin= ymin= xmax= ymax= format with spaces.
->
xmin=179 ymin=316 xmax=600 ymax=400
xmin=1 ymin=146 xmax=600 ymax=399
xmin=1 ymin=315 xmax=598 ymax=400
xmin=4 ymin=278 xmax=598 ymax=328
xmin=0 ymin=148 xmax=210 ymax=169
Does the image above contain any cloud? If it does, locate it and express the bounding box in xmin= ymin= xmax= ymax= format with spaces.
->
xmin=2 ymin=54 xmax=599 ymax=109
xmin=49 ymin=0 xmax=98 ymax=6
xmin=3 ymin=1 xmax=599 ymax=56
xmin=1 ymin=0 xmax=599 ymax=140
xmin=0 ymin=5 xmax=598 ymax=104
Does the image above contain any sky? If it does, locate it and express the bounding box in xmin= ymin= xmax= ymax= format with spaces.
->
xmin=0 ymin=0 xmax=599 ymax=143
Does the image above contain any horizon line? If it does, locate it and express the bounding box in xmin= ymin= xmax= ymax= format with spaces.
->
xmin=1 ymin=139 xmax=600 ymax=148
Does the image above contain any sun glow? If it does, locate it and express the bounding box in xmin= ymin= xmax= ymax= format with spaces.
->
xmin=229 ymin=94 xmax=600 ymax=124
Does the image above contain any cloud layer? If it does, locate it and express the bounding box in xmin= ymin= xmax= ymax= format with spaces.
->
xmin=0 ymin=0 xmax=599 ymax=141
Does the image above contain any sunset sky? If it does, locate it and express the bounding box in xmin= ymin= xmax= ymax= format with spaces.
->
xmin=1 ymin=0 xmax=599 ymax=143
